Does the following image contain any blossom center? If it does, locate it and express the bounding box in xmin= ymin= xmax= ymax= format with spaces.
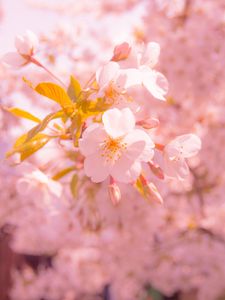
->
xmin=100 ymin=136 xmax=127 ymax=163
xmin=104 ymin=80 xmax=124 ymax=103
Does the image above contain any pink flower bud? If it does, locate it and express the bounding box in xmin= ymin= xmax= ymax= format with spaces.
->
xmin=111 ymin=42 xmax=131 ymax=62
xmin=2 ymin=30 xmax=38 ymax=68
xmin=144 ymin=182 xmax=163 ymax=204
xmin=148 ymin=161 xmax=164 ymax=180
xmin=15 ymin=30 xmax=38 ymax=56
xmin=137 ymin=118 xmax=159 ymax=129
xmin=139 ymin=175 xmax=163 ymax=204
xmin=108 ymin=182 xmax=121 ymax=206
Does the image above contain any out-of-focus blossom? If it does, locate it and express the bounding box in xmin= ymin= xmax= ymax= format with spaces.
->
xmin=108 ymin=179 xmax=121 ymax=205
xmin=2 ymin=30 xmax=38 ymax=67
xmin=164 ymin=134 xmax=201 ymax=180
xmin=16 ymin=163 xmax=62 ymax=198
xmin=79 ymin=107 xmax=154 ymax=183
xmin=122 ymin=42 xmax=168 ymax=100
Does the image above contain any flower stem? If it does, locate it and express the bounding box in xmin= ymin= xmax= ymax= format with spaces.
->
xmin=30 ymin=57 xmax=67 ymax=88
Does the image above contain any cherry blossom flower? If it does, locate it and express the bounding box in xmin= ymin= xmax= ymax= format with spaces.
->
xmin=163 ymin=134 xmax=201 ymax=180
xmin=2 ymin=30 xmax=38 ymax=67
xmin=95 ymin=61 xmax=128 ymax=104
xmin=16 ymin=163 xmax=62 ymax=199
xmin=122 ymin=42 xmax=169 ymax=100
xmin=79 ymin=107 xmax=155 ymax=183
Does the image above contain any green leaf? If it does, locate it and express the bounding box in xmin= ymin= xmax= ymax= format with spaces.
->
xmin=13 ymin=133 xmax=28 ymax=148
xmin=6 ymin=133 xmax=51 ymax=161
xmin=52 ymin=166 xmax=76 ymax=180
xmin=35 ymin=82 xmax=73 ymax=108
xmin=70 ymin=174 xmax=79 ymax=198
xmin=6 ymin=107 xmax=41 ymax=123
xmin=25 ymin=110 xmax=64 ymax=142
xmin=67 ymin=75 xmax=82 ymax=102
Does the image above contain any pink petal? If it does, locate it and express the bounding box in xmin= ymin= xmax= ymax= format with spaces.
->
xmin=164 ymin=157 xmax=189 ymax=180
xmin=102 ymin=108 xmax=135 ymax=138
xmin=96 ymin=61 xmax=120 ymax=88
xmin=111 ymin=155 xmax=141 ymax=183
xmin=141 ymin=67 xmax=169 ymax=101
xmin=140 ymin=42 xmax=160 ymax=68
xmin=123 ymin=129 xmax=155 ymax=162
xmin=84 ymin=153 xmax=110 ymax=183
xmin=172 ymin=134 xmax=201 ymax=158
xmin=79 ymin=123 xmax=107 ymax=156
xmin=2 ymin=52 xmax=27 ymax=67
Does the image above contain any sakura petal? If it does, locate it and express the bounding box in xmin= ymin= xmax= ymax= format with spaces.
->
xmin=79 ymin=123 xmax=107 ymax=156
xmin=103 ymin=108 xmax=135 ymax=138
xmin=96 ymin=61 xmax=120 ymax=88
xmin=172 ymin=134 xmax=201 ymax=158
xmin=111 ymin=156 xmax=141 ymax=183
xmin=124 ymin=129 xmax=155 ymax=162
xmin=164 ymin=158 xmax=189 ymax=180
xmin=25 ymin=30 xmax=39 ymax=52
xmin=15 ymin=30 xmax=38 ymax=55
xmin=15 ymin=35 xmax=31 ymax=55
xmin=84 ymin=153 xmax=110 ymax=183
xmin=2 ymin=52 xmax=27 ymax=67
xmin=142 ymin=68 xmax=168 ymax=101
xmin=120 ymin=68 xmax=142 ymax=89
xmin=141 ymin=42 xmax=160 ymax=68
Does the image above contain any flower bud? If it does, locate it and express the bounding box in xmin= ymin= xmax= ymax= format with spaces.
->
xmin=108 ymin=182 xmax=121 ymax=206
xmin=144 ymin=182 xmax=163 ymax=204
xmin=111 ymin=42 xmax=131 ymax=61
xmin=2 ymin=30 xmax=38 ymax=68
xmin=15 ymin=30 xmax=38 ymax=56
xmin=137 ymin=118 xmax=159 ymax=129
xmin=148 ymin=160 xmax=164 ymax=180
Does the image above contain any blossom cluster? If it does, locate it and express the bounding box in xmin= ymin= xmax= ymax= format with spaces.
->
xmin=1 ymin=0 xmax=224 ymax=300
xmin=2 ymin=31 xmax=201 ymax=207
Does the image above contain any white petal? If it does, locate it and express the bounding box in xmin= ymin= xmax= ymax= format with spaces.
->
xmin=141 ymin=42 xmax=160 ymax=68
xmin=164 ymin=157 xmax=189 ymax=180
xmin=119 ymin=68 xmax=142 ymax=89
xmin=123 ymin=129 xmax=155 ymax=162
xmin=172 ymin=134 xmax=201 ymax=158
xmin=15 ymin=36 xmax=30 ymax=55
xmin=84 ymin=153 xmax=110 ymax=183
xmin=79 ymin=123 xmax=107 ymax=156
xmin=2 ymin=52 xmax=27 ymax=67
xmin=96 ymin=61 xmax=120 ymax=88
xmin=102 ymin=108 xmax=135 ymax=138
xmin=25 ymin=30 xmax=38 ymax=52
xmin=141 ymin=67 xmax=168 ymax=101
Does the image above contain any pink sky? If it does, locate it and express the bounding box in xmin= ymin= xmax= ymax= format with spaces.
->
xmin=0 ymin=0 xmax=60 ymax=54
